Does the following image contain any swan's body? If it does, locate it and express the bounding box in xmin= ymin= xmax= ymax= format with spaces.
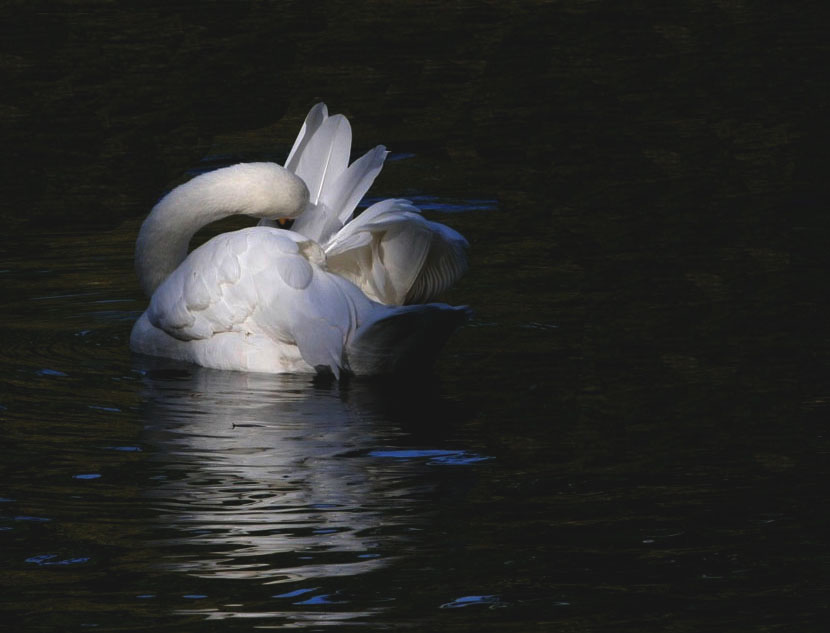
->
xmin=130 ymin=110 xmax=470 ymax=378
xmin=264 ymin=103 xmax=469 ymax=305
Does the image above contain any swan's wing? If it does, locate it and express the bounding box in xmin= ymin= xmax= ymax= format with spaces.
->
xmin=259 ymin=103 xmax=331 ymax=234
xmin=146 ymin=230 xmax=261 ymax=341
xmin=324 ymin=199 xmax=469 ymax=305
xmin=288 ymin=114 xmax=352 ymax=244
xmin=327 ymin=145 xmax=388 ymax=225
xmin=292 ymin=144 xmax=388 ymax=244
xmin=287 ymin=106 xmax=387 ymax=244
xmin=403 ymin=219 xmax=469 ymax=304
xmin=284 ymin=103 xmax=328 ymax=173
xmin=293 ymin=114 xmax=352 ymax=204
xmin=146 ymin=227 xmax=366 ymax=377
xmin=248 ymin=237 xmax=373 ymax=378
xmin=285 ymin=200 xmax=341 ymax=246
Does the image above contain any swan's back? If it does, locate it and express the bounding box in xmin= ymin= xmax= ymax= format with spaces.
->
xmin=132 ymin=227 xmax=373 ymax=376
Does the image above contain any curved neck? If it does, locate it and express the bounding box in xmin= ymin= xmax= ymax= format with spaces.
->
xmin=135 ymin=163 xmax=309 ymax=296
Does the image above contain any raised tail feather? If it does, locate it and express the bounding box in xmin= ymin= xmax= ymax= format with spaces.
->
xmin=279 ymin=103 xmax=469 ymax=306
xmin=287 ymin=104 xmax=388 ymax=245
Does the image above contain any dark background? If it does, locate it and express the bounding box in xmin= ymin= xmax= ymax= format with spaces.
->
xmin=1 ymin=1 xmax=829 ymax=630
xmin=3 ymin=0 xmax=828 ymax=391
xmin=4 ymin=1 xmax=826 ymax=228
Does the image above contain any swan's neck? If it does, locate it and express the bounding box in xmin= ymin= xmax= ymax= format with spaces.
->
xmin=135 ymin=163 xmax=309 ymax=296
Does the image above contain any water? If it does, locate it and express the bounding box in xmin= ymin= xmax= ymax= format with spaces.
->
xmin=2 ymin=2 xmax=829 ymax=631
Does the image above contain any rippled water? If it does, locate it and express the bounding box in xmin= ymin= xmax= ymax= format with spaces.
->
xmin=0 ymin=225 xmax=500 ymax=630
xmin=2 ymin=2 xmax=829 ymax=631
xmin=2 ymin=202 xmax=828 ymax=632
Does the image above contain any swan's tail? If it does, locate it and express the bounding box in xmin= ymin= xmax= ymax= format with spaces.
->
xmin=345 ymin=303 xmax=471 ymax=376
xmin=286 ymin=103 xmax=388 ymax=244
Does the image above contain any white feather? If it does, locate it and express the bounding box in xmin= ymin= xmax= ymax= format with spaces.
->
xmin=293 ymin=114 xmax=352 ymax=205
xmin=328 ymin=145 xmax=388 ymax=225
xmin=277 ymin=104 xmax=469 ymax=305
xmin=284 ymin=108 xmax=388 ymax=245
xmin=323 ymin=199 xmax=469 ymax=305
xmin=284 ymin=102 xmax=328 ymax=173
xmin=290 ymin=201 xmax=343 ymax=245
xmin=275 ymin=253 xmax=314 ymax=289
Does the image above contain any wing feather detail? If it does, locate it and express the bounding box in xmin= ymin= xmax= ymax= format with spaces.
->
xmin=146 ymin=226 xmax=373 ymax=376
xmin=293 ymin=114 xmax=352 ymax=205
xmin=324 ymin=199 xmax=468 ymax=305
xmin=328 ymin=145 xmax=388 ymax=225
xmin=285 ymin=105 xmax=387 ymax=245
xmin=284 ymin=102 xmax=328 ymax=173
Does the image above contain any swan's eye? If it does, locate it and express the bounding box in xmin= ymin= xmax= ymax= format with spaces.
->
xmin=277 ymin=218 xmax=294 ymax=229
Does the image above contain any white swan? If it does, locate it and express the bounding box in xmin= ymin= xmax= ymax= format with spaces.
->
xmin=130 ymin=160 xmax=469 ymax=378
xmin=262 ymin=103 xmax=469 ymax=305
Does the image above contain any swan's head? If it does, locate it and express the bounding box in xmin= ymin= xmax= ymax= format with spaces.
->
xmin=227 ymin=162 xmax=310 ymax=221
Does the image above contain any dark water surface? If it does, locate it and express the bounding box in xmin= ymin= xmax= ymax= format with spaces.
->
xmin=2 ymin=2 xmax=829 ymax=631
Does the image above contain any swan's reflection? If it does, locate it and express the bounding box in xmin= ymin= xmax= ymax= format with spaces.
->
xmin=137 ymin=361 xmax=447 ymax=586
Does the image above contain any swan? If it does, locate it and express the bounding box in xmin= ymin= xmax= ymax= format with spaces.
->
xmin=261 ymin=103 xmax=469 ymax=305
xmin=130 ymin=159 xmax=469 ymax=378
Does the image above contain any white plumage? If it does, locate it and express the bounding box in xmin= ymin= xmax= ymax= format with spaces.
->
xmin=266 ymin=103 xmax=469 ymax=305
xmin=130 ymin=105 xmax=470 ymax=378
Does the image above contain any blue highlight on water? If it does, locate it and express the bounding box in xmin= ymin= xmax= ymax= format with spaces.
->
xmin=440 ymin=594 xmax=503 ymax=609
xmin=88 ymin=405 xmax=122 ymax=413
xmin=407 ymin=194 xmax=498 ymax=213
xmin=295 ymin=593 xmax=346 ymax=605
xmin=26 ymin=554 xmax=90 ymax=566
xmin=271 ymin=588 xmax=347 ymax=606
xmin=369 ymin=449 xmax=493 ymax=465
xmin=37 ymin=368 xmax=68 ymax=377
xmin=14 ymin=515 xmax=51 ymax=523
xmin=272 ymin=587 xmax=318 ymax=599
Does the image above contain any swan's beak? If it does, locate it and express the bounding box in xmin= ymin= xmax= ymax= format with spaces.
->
xmin=277 ymin=218 xmax=294 ymax=229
